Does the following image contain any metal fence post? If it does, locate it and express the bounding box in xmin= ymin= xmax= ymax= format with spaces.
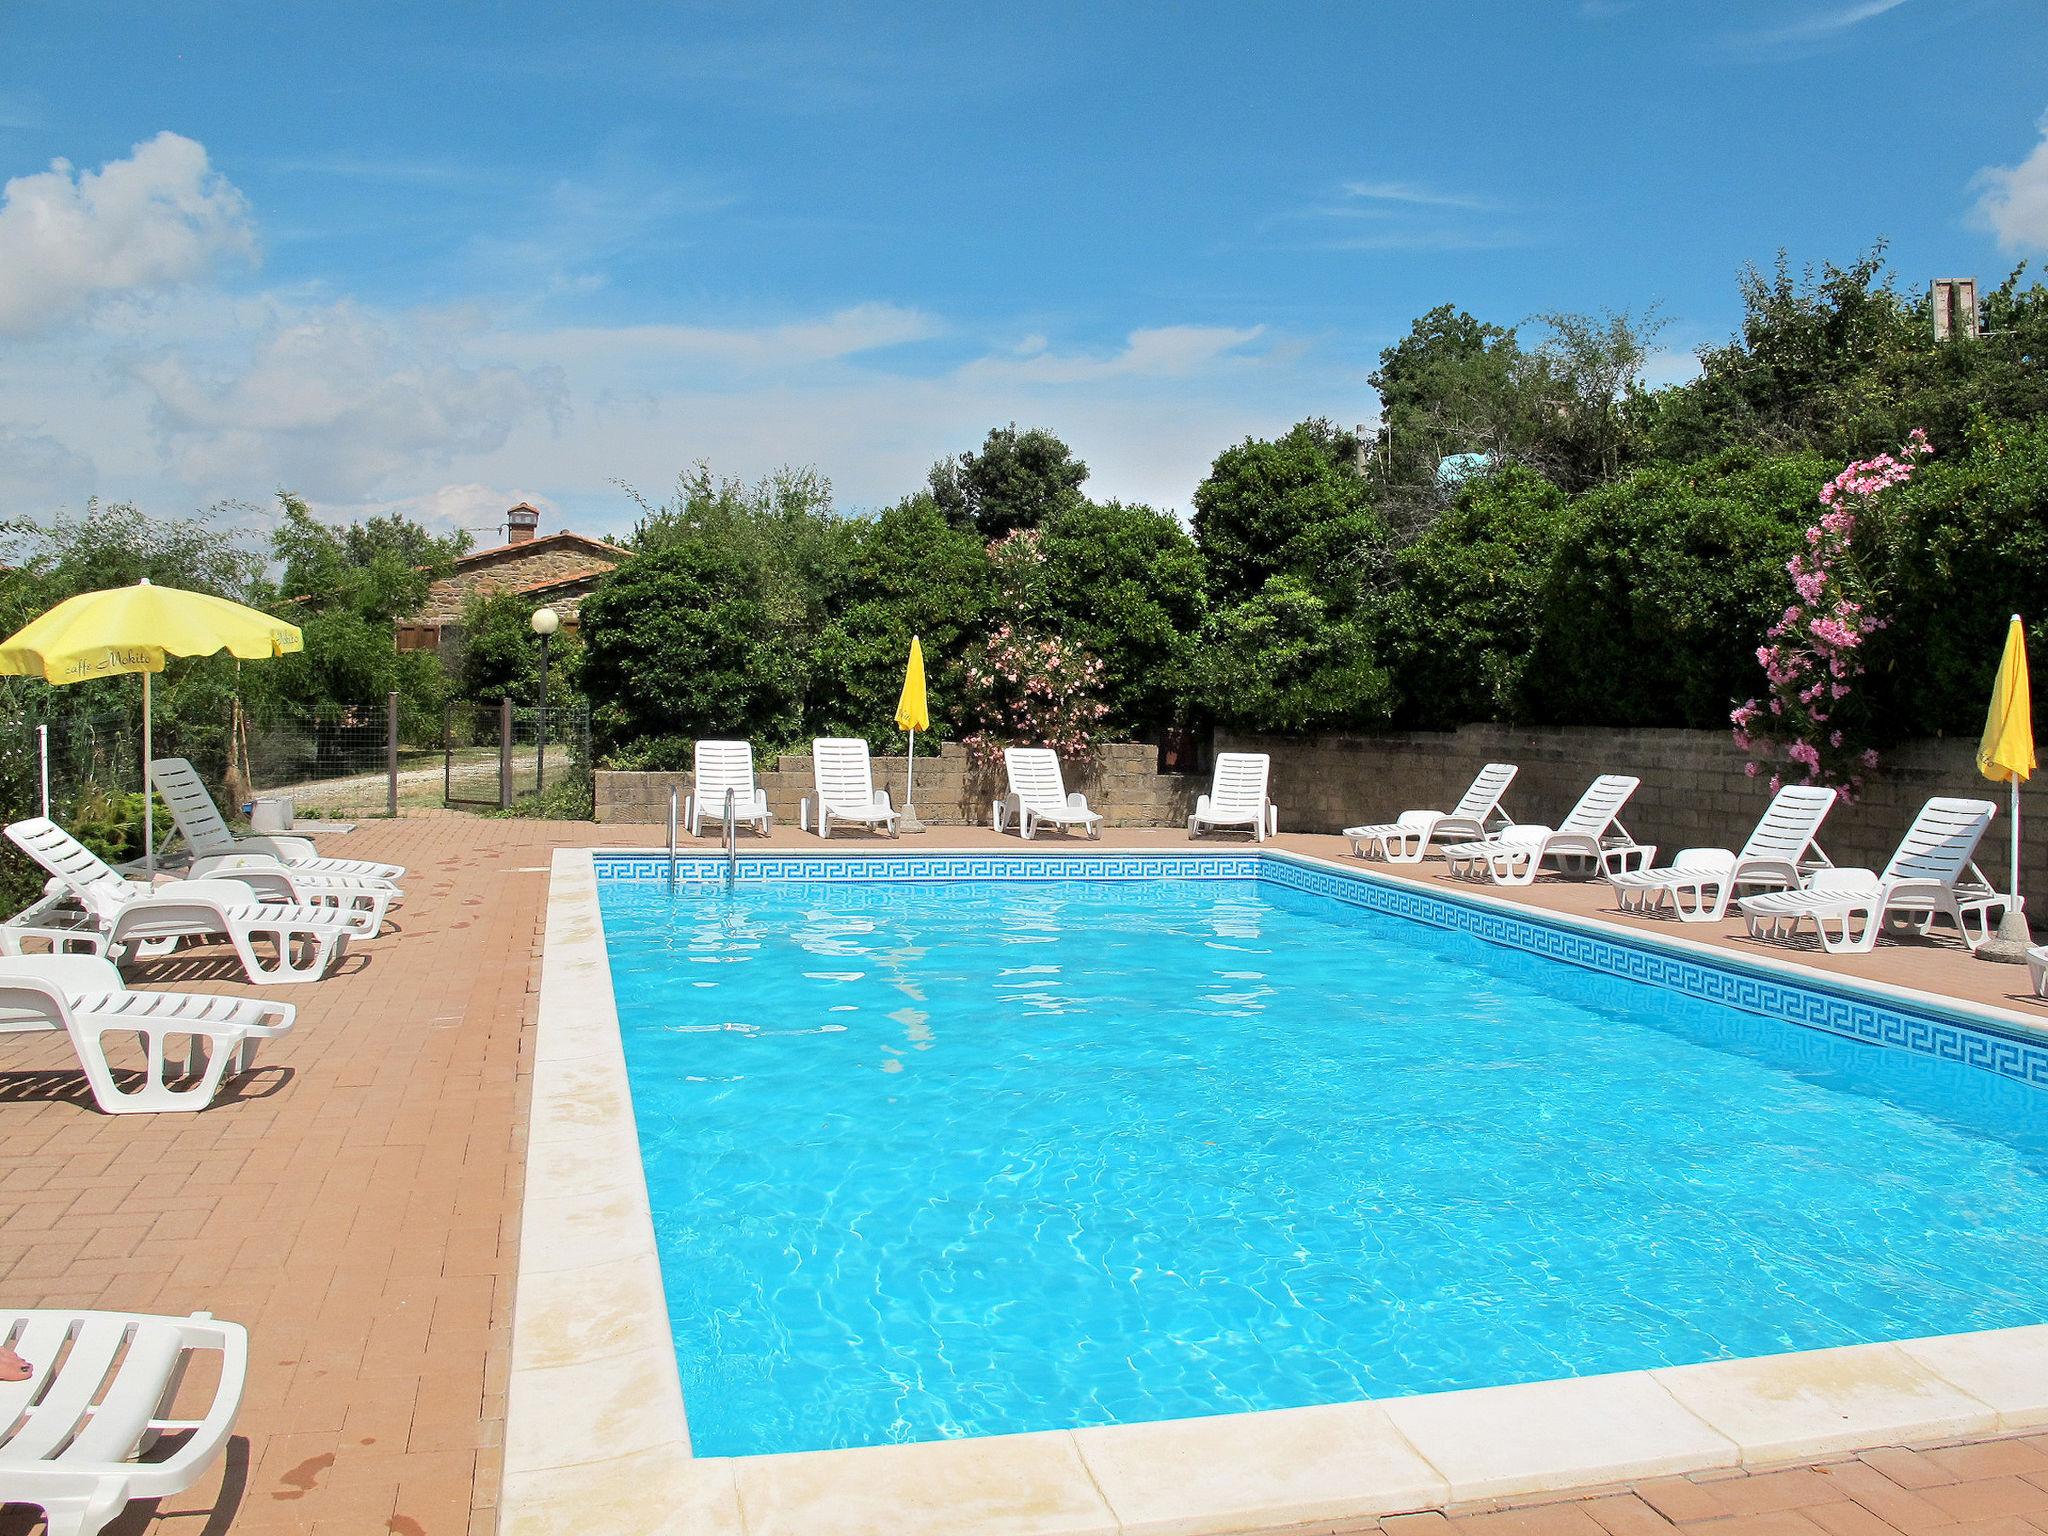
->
xmin=386 ymin=692 xmax=400 ymax=818
xmin=498 ymin=696 xmax=514 ymax=810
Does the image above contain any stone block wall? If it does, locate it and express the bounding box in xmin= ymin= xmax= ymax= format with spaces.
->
xmin=1220 ymin=725 xmax=2044 ymax=913
xmin=597 ymin=741 xmax=1204 ymax=829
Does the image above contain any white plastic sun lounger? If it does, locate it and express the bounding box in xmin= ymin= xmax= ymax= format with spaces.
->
xmin=802 ymin=739 xmax=897 ymax=838
xmin=1738 ymin=796 xmax=2005 ymax=954
xmin=1345 ymin=762 xmax=1517 ymax=862
xmin=0 ymin=954 xmax=292 ymax=1114
xmin=996 ymin=748 xmax=1102 ymax=839
xmin=1188 ymin=753 xmax=1277 ymax=842
xmin=0 ymin=1308 xmax=246 ymax=1536
xmin=1607 ymin=783 xmax=1836 ymax=922
xmin=149 ymin=758 xmax=404 ymax=884
xmin=2029 ymin=943 xmax=2047 ymax=999
xmin=5 ymin=819 xmax=366 ymax=985
xmin=1444 ymin=774 xmax=1648 ymax=885
xmin=686 ymin=740 xmax=774 ymax=836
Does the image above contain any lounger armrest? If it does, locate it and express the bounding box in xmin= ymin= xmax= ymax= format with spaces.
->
xmin=874 ymin=789 xmax=894 ymax=812
xmin=1670 ymin=848 xmax=1739 ymax=871
xmin=233 ymin=834 xmax=320 ymax=862
xmin=1194 ymin=794 xmax=1214 ymax=818
xmin=126 ymin=1313 xmax=248 ymax=1495
xmin=1806 ymin=867 xmax=1879 ymax=893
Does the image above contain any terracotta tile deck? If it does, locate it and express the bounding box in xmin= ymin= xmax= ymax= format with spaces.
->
xmin=0 ymin=815 xmax=2039 ymax=1536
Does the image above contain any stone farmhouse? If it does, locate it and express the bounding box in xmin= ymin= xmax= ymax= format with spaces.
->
xmin=393 ymin=502 xmax=633 ymax=659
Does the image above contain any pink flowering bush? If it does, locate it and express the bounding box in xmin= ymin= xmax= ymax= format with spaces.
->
xmin=1732 ymin=429 xmax=1929 ymax=798
xmin=959 ymin=532 xmax=1111 ymax=771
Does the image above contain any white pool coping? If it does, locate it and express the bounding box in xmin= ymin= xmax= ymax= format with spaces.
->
xmin=501 ymin=844 xmax=2048 ymax=1536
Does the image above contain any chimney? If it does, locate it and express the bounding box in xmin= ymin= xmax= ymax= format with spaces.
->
xmin=505 ymin=503 xmax=540 ymax=544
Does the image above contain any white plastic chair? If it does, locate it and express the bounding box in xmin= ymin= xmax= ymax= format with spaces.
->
xmin=149 ymin=758 xmax=404 ymax=883
xmin=1444 ymin=774 xmax=1649 ymax=885
xmin=2028 ymin=943 xmax=2046 ymax=999
xmin=686 ymin=741 xmax=773 ymax=836
xmin=996 ymin=748 xmax=1102 ymax=839
xmin=1738 ymin=796 xmax=2005 ymax=954
xmin=801 ymin=739 xmax=897 ymax=839
xmin=0 ymin=1308 xmax=246 ymax=1536
xmin=0 ymin=954 xmax=292 ymax=1114
xmin=1345 ymin=763 xmax=1517 ymax=862
xmin=1189 ymin=753 xmax=1276 ymax=842
xmin=5 ymin=818 xmax=367 ymax=985
xmin=1607 ymin=784 xmax=1836 ymax=922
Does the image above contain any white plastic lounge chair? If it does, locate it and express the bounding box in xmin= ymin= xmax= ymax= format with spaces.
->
xmin=0 ymin=1308 xmax=246 ymax=1536
xmin=802 ymin=739 xmax=898 ymax=839
xmin=1345 ymin=762 xmax=1517 ymax=862
xmin=1444 ymin=774 xmax=1648 ymax=885
xmin=5 ymin=818 xmax=367 ymax=985
xmin=995 ymin=748 xmax=1102 ymax=839
xmin=1738 ymin=796 xmax=2005 ymax=954
xmin=1608 ymin=784 xmax=1837 ymax=922
xmin=2029 ymin=943 xmax=2047 ymax=999
xmin=686 ymin=741 xmax=774 ymax=837
xmin=1188 ymin=753 xmax=1277 ymax=842
xmin=149 ymin=758 xmax=404 ymax=883
xmin=0 ymin=954 xmax=292 ymax=1114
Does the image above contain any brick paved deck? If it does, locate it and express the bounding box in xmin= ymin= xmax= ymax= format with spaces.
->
xmin=0 ymin=816 xmax=2039 ymax=1535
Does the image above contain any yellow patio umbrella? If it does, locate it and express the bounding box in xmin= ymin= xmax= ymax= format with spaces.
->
xmin=895 ymin=635 xmax=929 ymax=828
xmin=1976 ymin=613 xmax=2035 ymax=958
xmin=0 ymin=578 xmax=304 ymax=875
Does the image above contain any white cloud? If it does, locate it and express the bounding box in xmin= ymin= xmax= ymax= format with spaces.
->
xmin=1339 ymin=180 xmax=1492 ymax=211
xmin=502 ymin=302 xmax=941 ymax=373
xmin=1972 ymin=114 xmax=2048 ymax=252
xmin=958 ymin=325 xmax=1268 ymax=387
xmin=0 ymin=131 xmax=256 ymax=335
xmin=125 ymin=299 xmax=563 ymax=500
xmin=0 ymin=428 xmax=95 ymax=518
xmin=1737 ymin=0 xmax=1908 ymax=47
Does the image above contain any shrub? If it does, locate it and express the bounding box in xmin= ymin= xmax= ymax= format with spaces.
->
xmin=1190 ymin=577 xmax=1392 ymax=734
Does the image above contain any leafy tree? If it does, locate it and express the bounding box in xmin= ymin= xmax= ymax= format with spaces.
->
xmin=1372 ymin=468 xmax=1571 ymax=727
xmin=579 ymin=539 xmax=800 ymax=766
xmin=271 ymin=493 xmax=468 ymax=622
xmin=1522 ymin=452 xmax=1824 ymax=729
xmin=457 ymin=589 xmax=584 ymax=709
xmin=806 ymin=494 xmax=990 ymax=745
xmin=1032 ymin=500 xmax=1205 ymax=736
xmin=1187 ymin=577 xmax=1391 ymax=734
xmin=1191 ymin=419 xmax=1384 ymax=609
xmin=928 ymin=424 xmax=1088 ymax=538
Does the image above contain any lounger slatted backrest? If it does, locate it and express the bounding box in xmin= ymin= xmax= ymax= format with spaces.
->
xmin=4 ymin=818 xmax=135 ymax=921
xmin=693 ymin=741 xmax=758 ymax=807
xmin=812 ymin=738 xmax=877 ymax=810
xmin=1558 ymin=775 xmax=1640 ymax=836
xmin=1739 ymin=784 xmax=1836 ymax=862
xmin=1881 ymin=797 xmax=1998 ymax=885
xmin=1451 ymin=763 xmax=1517 ymax=821
xmin=148 ymin=758 xmax=237 ymax=859
xmin=1005 ymin=748 xmax=1069 ymax=814
xmin=1209 ymin=753 xmax=1270 ymax=815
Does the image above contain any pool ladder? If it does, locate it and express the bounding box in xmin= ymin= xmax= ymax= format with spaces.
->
xmin=666 ymin=786 xmax=679 ymax=888
xmin=722 ymin=787 xmax=738 ymax=884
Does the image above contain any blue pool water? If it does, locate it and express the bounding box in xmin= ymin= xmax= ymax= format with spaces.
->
xmin=598 ymin=870 xmax=2048 ymax=1458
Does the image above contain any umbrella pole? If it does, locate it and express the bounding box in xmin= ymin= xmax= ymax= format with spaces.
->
xmin=906 ymin=727 xmax=916 ymax=813
xmin=142 ymin=670 xmax=154 ymax=879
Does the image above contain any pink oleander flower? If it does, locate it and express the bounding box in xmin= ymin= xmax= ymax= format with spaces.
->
xmin=1745 ymin=761 xmax=1761 ymax=778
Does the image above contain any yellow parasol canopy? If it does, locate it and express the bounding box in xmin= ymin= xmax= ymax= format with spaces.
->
xmin=0 ymin=579 xmax=304 ymax=873
xmin=894 ymin=635 xmax=929 ymax=733
xmin=0 ymin=578 xmax=301 ymax=684
xmin=1978 ymin=614 xmax=2035 ymax=785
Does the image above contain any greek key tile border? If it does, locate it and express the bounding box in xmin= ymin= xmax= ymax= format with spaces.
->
xmin=1258 ymin=852 xmax=2048 ymax=1092
xmin=589 ymin=848 xmax=2048 ymax=1091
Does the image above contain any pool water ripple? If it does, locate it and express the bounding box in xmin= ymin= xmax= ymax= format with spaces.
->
xmin=600 ymin=874 xmax=2048 ymax=1458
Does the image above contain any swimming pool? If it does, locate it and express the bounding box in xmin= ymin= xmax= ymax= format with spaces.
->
xmin=596 ymin=854 xmax=2048 ymax=1460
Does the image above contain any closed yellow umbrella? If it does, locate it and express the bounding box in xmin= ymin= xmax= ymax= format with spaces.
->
xmin=0 ymin=578 xmax=303 ymax=874
xmin=895 ymin=636 xmax=929 ymax=829
xmin=1976 ymin=614 xmax=2035 ymax=959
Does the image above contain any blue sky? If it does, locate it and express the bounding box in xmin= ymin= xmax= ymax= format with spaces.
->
xmin=2 ymin=0 xmax=2045 ymax=544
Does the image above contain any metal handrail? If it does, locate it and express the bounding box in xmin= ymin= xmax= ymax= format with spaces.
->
xmin=667 ymin=785 xmax=679 ymax=888
xmin=723 ymin=786 xmax=738 ymax=883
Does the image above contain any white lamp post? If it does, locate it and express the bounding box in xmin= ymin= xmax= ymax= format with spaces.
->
xmin=531 ymin=607 xmax=560 ymax=794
